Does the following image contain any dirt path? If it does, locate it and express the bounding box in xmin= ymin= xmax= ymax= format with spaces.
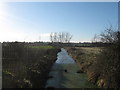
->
xmin=45 ymin=48 xmax=97 ymax=88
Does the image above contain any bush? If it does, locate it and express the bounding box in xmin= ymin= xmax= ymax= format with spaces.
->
xmin=91 ymin=28 xmax=120 ymax=87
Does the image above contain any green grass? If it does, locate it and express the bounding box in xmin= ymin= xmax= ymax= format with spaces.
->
xmin=28 ymin=45 xmax=54 ymax=49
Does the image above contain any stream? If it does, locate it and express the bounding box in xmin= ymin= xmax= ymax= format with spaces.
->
xmin=45 ymin=48 xmax=97 ymax=88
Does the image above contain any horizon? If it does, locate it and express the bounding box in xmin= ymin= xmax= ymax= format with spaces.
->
xmin=0 ymin=2 xmax=118 ymax=43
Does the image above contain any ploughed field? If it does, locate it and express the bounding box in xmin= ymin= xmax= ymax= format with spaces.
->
xmin=2 ymin=42 xmax=60 ymax=88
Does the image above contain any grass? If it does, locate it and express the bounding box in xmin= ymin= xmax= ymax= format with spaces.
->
xmin=2 ymin=42 xmax=60 ymax=88
xmin=79 ymin=47 xmax=102 ymax=64
xmin=28 ymin=45 xmax=54 ymax=49
xmin=80 ymin=47 xmax=102 ymax=54
xmin=66 ymin=46 xmax=120 ymax=88
xmin=65 ymin=47 xmax=102 ymax=67
xmin=65 ymin=47 xmax=103 ymax=87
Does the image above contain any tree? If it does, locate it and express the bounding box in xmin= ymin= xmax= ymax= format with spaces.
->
xmin=50 ymin=32 xmax=53 ymax=42
xmin=65 ymin=32 xmax=72 ymax=43
xmin=50 ymin=32 xmax=73 ymax=43
xmin=92 ymin=34 xmax=99 ymax=43
xmin=92 ymin=25 xmax=120 ymax=44
xmin=91 ymin=25 xmax=120 ymax=88
xmin=99 ymin=26 xmax=118 ymax=43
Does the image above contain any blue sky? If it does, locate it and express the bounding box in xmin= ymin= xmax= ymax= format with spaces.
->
xmin=0 ymin=2 xmax=118 ymax=42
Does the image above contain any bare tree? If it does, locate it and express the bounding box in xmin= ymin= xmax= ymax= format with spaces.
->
xmin=91 ymin=25 xmax=120 ymax=44
xmin=58 ymin=32 xmax=62 ymax=42
xmin=54 ymin=32 xmax=57 ymax=42
xmin=50 ymin=32 xmax=73 ymax=43
xmin=100 ymin=26 xmax=118 ymax=43
xmin=61 ymin=32 xmax=65 ymax=43
xmin=92 ymin=34 xmax=99 ymax=43
xmin=65 ymin=32 xmax=72 ymax=43
xmin=50 ymin=32 xmax=53 ymax=42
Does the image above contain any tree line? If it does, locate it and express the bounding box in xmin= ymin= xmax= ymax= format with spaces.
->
xmin=50 ymin=32 xmax=72 ymax=43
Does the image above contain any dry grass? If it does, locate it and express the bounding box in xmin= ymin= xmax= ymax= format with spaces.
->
xmin=65 ymin=47 xmax=103 ymax=87
xmin=66 ymin=46 xmax=120 ymax=88
xmin=65 ymin=47 xmax=102 ymax=70
xmin=80 ymin=47 xmax=102 ymax=54
xmin=2 ymin=42 xmax=60 ymax=88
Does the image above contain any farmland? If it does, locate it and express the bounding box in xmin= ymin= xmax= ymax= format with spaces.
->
xmin=2 ymin=42 xmax=60 ymax=88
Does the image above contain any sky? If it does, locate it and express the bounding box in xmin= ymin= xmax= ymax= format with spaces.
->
xmin=0 ymin=2 xmax=118 ymax=42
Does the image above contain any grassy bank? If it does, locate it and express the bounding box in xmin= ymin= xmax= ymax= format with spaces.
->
xmin=65 ymin=47 xmax=102 ymax=71
xmin=65 ymin=46 xmax=120 ymax=88
xmin=2 ymin=42 xmax=60 ymax=88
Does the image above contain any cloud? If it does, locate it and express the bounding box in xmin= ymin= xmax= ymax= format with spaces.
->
xmin=22 ymin=33 xmax=50 ymax=42
xmin=0 ymin=3 xmax=50 ymax=42
xmin=40 ymin=33 xmax=50 ymax=37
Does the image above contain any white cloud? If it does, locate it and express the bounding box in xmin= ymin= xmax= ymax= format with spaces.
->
xmin=22 ymin=32 xmax=50 ymax=42
xmin=40 ymin=33 xmax=50 ymax=37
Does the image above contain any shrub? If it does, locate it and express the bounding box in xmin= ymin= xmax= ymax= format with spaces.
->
xmin=91 ymin=27 xmax=120 ymax=87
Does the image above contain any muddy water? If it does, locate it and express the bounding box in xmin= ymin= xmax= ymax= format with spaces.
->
xmin=45 ymin=48 xmax=97 ymax=88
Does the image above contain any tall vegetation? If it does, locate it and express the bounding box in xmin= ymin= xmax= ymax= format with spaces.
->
xmin=90 ymin=26 xmax=120 ymax=87
xmin=2 ymin=42 xmax=60 ymax=88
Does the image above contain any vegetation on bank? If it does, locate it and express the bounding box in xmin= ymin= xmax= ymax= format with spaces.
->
xmin=65 ymin=26 xmax=120 ymax=88
xmin=2 ymin=42 xmax=60 ymax=88
xmin=66 ymin=46 xmax=120 ymax=88
xmin=65 ymin=47 xmax=102 ymax=86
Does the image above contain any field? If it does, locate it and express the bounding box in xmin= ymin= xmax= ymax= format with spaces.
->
xmin=2 ymin=42 xmax=60 ymax=88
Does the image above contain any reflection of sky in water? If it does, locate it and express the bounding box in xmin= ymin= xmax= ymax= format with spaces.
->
xmin=45 ymin=48 xmax=76 ymax=88
xmin=55 ymin=48 xmax=75 ymax=64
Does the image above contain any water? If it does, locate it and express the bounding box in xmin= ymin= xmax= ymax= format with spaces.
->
xmin=45 ymin=48 xmax=75 ymax=88
xmin=45 ymin=48 xmax=97 ymax=88
xmin=56 ymin=48 xmax=75 ymax=64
